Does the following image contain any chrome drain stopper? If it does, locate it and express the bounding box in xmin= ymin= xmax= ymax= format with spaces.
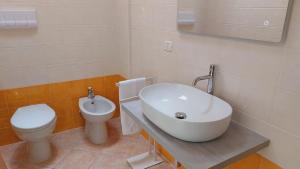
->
xmin=175 ymin=112 xmax=187 ymax=119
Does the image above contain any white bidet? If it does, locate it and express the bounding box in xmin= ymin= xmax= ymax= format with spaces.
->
xmin=79 ymin=95 xmax=116 ymax=144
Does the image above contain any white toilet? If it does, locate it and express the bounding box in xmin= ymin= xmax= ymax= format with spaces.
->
xmin=10 ymin=104 xmax=56 ymax=163
xmin=79 ymin=95 xmax=116 ymax=144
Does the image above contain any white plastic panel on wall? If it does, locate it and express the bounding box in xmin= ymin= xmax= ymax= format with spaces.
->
xmin=0 ymin=9 xmax=37 ymax=29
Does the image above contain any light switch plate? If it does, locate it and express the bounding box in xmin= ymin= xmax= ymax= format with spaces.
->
xmin=164 ymin=40 xmax=173 ymax=52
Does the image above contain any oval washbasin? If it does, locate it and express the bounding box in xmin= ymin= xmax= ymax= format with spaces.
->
xmin=139 ymin=83 xmax=232 ymax=142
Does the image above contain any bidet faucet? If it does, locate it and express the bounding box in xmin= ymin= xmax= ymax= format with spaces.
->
xmin=193 ymin=64 xmax=215 ymax=95
xmin=87 ymin=86 xmax=95 ymax=100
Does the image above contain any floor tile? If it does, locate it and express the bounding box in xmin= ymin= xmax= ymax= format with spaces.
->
xmin=54 ymin=150 xmax=95 ymax=169
xmin=0 ymin=118 xmax=172 ymax=169
xmin=0 ymin=141 xmax=70 ymax=169
xmin=89 ymin=151 xmax=172 ymax=169
xmin=52 ymin=128 xmax=85 ymax=150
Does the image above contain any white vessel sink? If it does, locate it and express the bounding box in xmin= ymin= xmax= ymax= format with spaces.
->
xmin=139 ymin=83 xmax=232 ymax=142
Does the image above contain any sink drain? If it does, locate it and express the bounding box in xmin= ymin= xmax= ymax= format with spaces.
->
xmin=175 ymin=112 xmax=187 ymax=119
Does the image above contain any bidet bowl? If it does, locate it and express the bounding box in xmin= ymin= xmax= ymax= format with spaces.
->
xmin=79 ymin=95 xmax=116 ymax=144
xmin=79 ymin=96 xmax=116 ymax=122
xmin=139 ymin=83 xmax=232 ymax=142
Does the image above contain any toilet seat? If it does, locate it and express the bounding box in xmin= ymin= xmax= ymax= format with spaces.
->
xmin=11 ymin=104 xmax=56 ymax=132
xmin=10 ymin=104 xmax=56 ymax=163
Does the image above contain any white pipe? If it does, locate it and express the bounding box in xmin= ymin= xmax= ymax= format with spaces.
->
xmin=115 ymin=77 xmax=154 ymax=87
xmin=148 ymin=136 xmax=152 ymax=154
xmin=154 ymin=140 xmax=157 ymax=161
xmin=119 ymin=96 xmax=139 ymax=103
xmin=173 ymin=159 xmax=178 ymax=169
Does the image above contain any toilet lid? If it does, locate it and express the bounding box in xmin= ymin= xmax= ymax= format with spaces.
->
xmin=11 ymin=104 xmax=56 ymax=130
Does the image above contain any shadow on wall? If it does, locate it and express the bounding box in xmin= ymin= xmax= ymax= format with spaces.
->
xmin=0 ymin=28 xmax=38 ymax=39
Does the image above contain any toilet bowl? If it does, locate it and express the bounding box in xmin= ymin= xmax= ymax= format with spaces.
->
xmin=10 ymin=104 xmax=56 ymax=163
xmin=79 ymin=95 xmax=116 ymax=144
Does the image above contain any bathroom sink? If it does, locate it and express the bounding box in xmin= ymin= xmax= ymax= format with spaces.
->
xmin=139 ymin=83 xmax=232 ymax=142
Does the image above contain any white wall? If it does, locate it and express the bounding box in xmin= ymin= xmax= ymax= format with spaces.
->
xmin=0 ymin=0 xmax=124 ymax=89
xmin=129 ymin=0 xmax=300 ymax=168
xmin=115 ymin=0 xmax=131 ymax=77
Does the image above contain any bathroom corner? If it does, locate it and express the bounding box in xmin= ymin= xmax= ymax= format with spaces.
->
xmin=0 ymin=0 xmax=299 ymax=168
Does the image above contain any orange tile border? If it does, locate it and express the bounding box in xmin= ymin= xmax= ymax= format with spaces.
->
xmin=0 ymin=74 xmax=125 ymax=146
xmin=228 ymin=153 xmax=262 ymax=169
xmin=260 ymin=156 xmax=283 ymax=169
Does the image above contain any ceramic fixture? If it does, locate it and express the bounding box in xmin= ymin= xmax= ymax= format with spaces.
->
xmin=139 ymin=83 xmax=232 ymax=142
xmin=10 ymin=104 xmax=56 ymax=163
xmin=79 ymin=95 xmax=116 ymax=144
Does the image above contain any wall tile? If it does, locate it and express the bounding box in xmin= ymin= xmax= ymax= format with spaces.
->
xmin=0 ymin=108 xmax=10 ymax=129
xmin=261 ymin=156 xmax=283 ymax=169
xmin=278 ymin=48 xmax=300 ymax=94
xmin=270 ymin=89 xmax=300 ymax=137
xmin=0 ymin=91 xmax=7 ymax=110
xmin=0 ymin=127 xmax=19 ymax=145
xmin=233 ymin=110 xmax=300 ymax=169
xmin=229 ymin=154 xmax=261 ymax=169
xmin=0 ymin=0 xmax=124 ymax=90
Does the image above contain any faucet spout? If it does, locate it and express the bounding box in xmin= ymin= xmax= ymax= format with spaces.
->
xmin=87 ymin=86 xmax=95 ymax=100
xmin=192 ymin=75 xmax=212 ymax=86
xmin=193 ymin=65 xmax=215 ymax=95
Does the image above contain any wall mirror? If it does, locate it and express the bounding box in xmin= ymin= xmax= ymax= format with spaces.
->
xmin=177 ymin=0 xmax=292 ymax=42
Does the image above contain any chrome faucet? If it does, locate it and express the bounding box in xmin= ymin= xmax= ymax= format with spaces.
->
xmin=87 ymin=86 xmax=95 ymax=100
xmin=193 ymin=64 xmax=215 ymax=95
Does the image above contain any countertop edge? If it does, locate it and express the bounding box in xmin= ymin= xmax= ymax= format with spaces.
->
xmin=121 ymin=100 xmax=270 ymax=169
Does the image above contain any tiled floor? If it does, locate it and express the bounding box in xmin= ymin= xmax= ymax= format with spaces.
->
xmin=0 ymin=118 xmax=173 ymax=169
